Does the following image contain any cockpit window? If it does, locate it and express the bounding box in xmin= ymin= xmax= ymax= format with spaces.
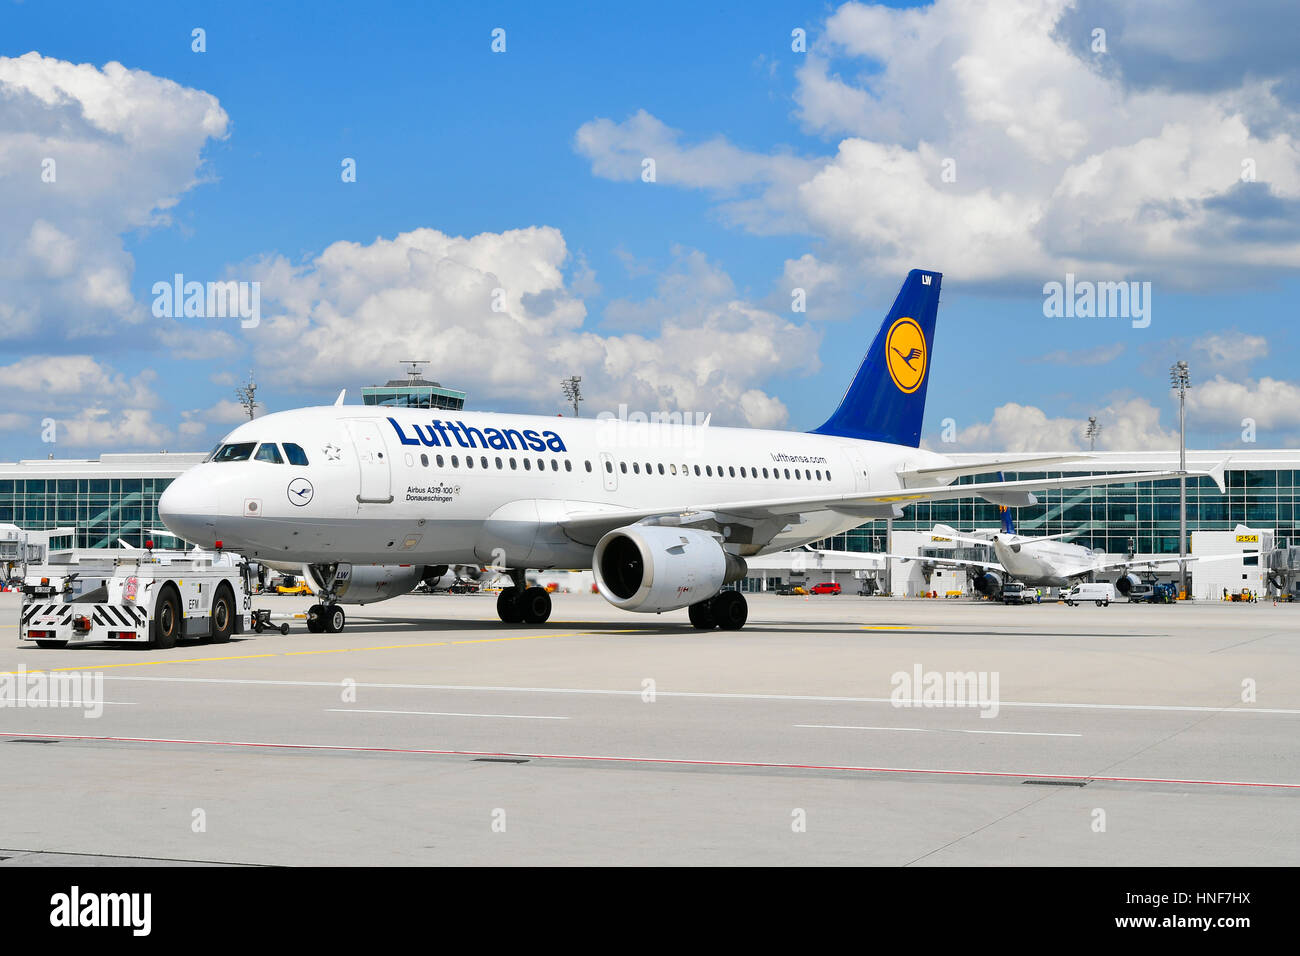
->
xmin=255 ymin=443 xmax=284 ymax=464
xmin=202 ymin=443 xmax=221 ymax=463
xmin=284 ymin=443 xmax=310 ymax=466
xmin=213 ymin=442 xmax=256 ymax=463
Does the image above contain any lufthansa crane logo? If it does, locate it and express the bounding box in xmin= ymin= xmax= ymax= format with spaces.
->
xmin=287 ymin=477 xmax=314 ymax=507
xmin=885 ymin=316 xmax=927 ymax=393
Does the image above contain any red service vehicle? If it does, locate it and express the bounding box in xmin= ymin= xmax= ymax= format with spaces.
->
xmin=810 ymin=582 xmax=841 ymax=595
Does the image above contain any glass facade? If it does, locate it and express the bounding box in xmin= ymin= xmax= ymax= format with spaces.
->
xmin=0 ymin=476 xmax=176 ymax=550
xmin=817 ymin=469 xmax=1298 ymax=555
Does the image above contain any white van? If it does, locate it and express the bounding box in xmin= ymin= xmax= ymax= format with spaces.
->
xmin=1064 ymin=582 xmax=1114 ymax=607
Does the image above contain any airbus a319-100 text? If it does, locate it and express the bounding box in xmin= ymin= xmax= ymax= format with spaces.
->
xmin=159 ymin=270 xmax=1220 ymax=632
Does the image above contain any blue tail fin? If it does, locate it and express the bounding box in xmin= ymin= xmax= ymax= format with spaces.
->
xmin=810 ymin=269 xmax=941 ymax=446
xmin=998 ymin=495 xmax=1015 ymax=536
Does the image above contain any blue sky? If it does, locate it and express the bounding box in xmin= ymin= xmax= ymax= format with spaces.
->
xmin=2 ymin=0 xmax=1299 ymax=459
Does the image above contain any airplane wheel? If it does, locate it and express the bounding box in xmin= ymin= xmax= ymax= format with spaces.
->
xmin=496 ymin=588 xmax=524 ymax=624
xmin=688 ymin=600 xmax=715 ymax=630
xmin=712 ymin=591 xmax=748 ymax=631
xmin=519 ymin=586 xmax=551 ymax=624
xmin=306 ymin=604 xmax=325 ymax=633
xmin=324 ymin=605 xmax=346 ymax=633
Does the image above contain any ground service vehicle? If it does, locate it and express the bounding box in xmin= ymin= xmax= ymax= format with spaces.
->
xmin=1064 ymin=582 xmax=1114 ymax=607
xmin=19 ymin=549 xmax=252 ymax=648
xmin=1001 ymin=582 xmax=1036 ymax=604
xmin=1128 ymin=581 xmax=1176 ymax=604
xmin=811 ymin=582 xmax=841 ymax=595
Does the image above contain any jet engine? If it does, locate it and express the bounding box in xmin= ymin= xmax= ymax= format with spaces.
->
xmin=593 ymin=525 xmax=747 ymax=612
xmin=303 ymin=563 xmax=429 ymax=605
xmin=1114 ymin=572 xmax=1141 ymax=596
xmin=972 ymin=570 xmax=1004 ymax=596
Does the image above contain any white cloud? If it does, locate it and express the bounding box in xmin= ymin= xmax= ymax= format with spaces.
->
xmin=576 ymin=1 xmax=1300 ymax=288
xmin=0 ymin=355 xmax=169 ymax=450
xmin=0 ymin=52 xmax=228 ymax=340
xmin=0 ymin=354 xmax=157 ymax=405
xmin=1185 ymin=374 xmax=1300 ymax=429
xmin=936 ymin=398 xmax=1177 ymax=452
xmin=1193 ymin=331 xmax=1269 ymax=368
xmin=55 ymin=408 xmax=173 ymax=448
xmin=249 ymin=226 xmax=818 ymax=427
xmin=574 ymin=110 xmax=820 ymax=233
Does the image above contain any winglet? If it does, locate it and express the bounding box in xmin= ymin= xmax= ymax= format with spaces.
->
xmin=1207 ymin=458 xmax=1228 ymax=494
xmin=334 ymin=389 xmax=346 ymax=406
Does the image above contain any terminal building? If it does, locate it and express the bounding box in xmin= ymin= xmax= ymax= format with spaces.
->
xmin=2 ymin=445 xmax=1297 ymax=597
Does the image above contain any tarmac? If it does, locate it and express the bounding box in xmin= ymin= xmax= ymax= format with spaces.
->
xmin=0 ymin=590 xmax=1295 ymax=866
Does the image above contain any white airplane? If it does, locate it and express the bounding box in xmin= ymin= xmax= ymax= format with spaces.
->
xmin=159 ymin=269 xmax=1222 ymax=632
xmin=911 ymin=512 xmax=1248 ymax=594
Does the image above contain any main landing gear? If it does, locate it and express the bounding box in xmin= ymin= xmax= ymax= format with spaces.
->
xmin=495 ymin=569 xmax=552 ymax=625
xmin=307 ymin=602 xmax=346 ymax=634
xmin=688 ymin=590 xmax=748 ymax=631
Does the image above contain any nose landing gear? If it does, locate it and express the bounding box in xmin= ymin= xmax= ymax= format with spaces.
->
xmin=305 ymin=562 xmax=349 ymax=633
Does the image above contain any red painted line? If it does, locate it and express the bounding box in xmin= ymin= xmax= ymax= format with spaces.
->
xmin=6 ymin=731 xmax=1298 ymax=790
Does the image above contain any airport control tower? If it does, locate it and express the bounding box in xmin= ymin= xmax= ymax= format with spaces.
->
xmin=361 ymin=361 xmax=467 ymax=411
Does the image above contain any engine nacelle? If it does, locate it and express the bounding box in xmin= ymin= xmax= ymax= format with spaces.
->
xmin=303 ymin=564 xmax=426 ymax=605
xmin=1115 ymin=572 xmax=1141 ymax=596
xmin=972 ymin=570 xmax=1004 ymax=595
xmin=593 ymin=525 xmax=747 ymax=612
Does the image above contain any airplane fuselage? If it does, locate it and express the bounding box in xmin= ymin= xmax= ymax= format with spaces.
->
xmin=160 ymin=405 xmax=952 ymax=568
xmin=991 ymin=536 xmax=1103 ymax=588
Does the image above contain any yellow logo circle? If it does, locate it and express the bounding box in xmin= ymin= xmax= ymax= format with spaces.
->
xmin=885 ymin=317 xmax=927 ymax=393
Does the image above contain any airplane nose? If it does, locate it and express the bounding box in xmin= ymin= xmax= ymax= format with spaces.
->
xmin=158 ymin=470 xmax=219 ymax=544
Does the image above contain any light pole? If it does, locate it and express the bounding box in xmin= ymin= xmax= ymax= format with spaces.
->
xmin=561 ymin=375 xmax=583 ymax=418
xmin=235 ymin=369 xmax=259 ymax=420
xmin=1170 ymin=360 xmax=1191 ymax=598
xmin=1085 ymin=416 xmax=1102 ymax=451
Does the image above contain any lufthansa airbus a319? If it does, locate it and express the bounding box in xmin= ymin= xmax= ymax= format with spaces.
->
xmin=159 ymin=270 xmax=1220 ymax=633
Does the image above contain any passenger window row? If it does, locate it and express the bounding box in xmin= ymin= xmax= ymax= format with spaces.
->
xmin=609 ymin=459 xmax=829 ymax=482
xmin=417 ymin=453 xmax=583 ymax=473
xmin=413 ymin=452 xmax=829 ymax=483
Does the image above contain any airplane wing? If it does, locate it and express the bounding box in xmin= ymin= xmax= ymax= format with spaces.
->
xmin=1092 ymin=550 xmax=1260 ymax=574
xmin=888 ymin=553 xmax=1004 ymax=571
xmin=558 ymin=466 xmax=1225 ymax=546
xmin=897 ymin=455 xmax=1095 ymax=485
xmin=928 ymin=529 xmax=1078 ymax=548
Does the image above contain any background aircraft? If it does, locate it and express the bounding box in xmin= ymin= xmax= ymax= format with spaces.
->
xmin=906 ymin=511 xmax=1253 ymax=594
